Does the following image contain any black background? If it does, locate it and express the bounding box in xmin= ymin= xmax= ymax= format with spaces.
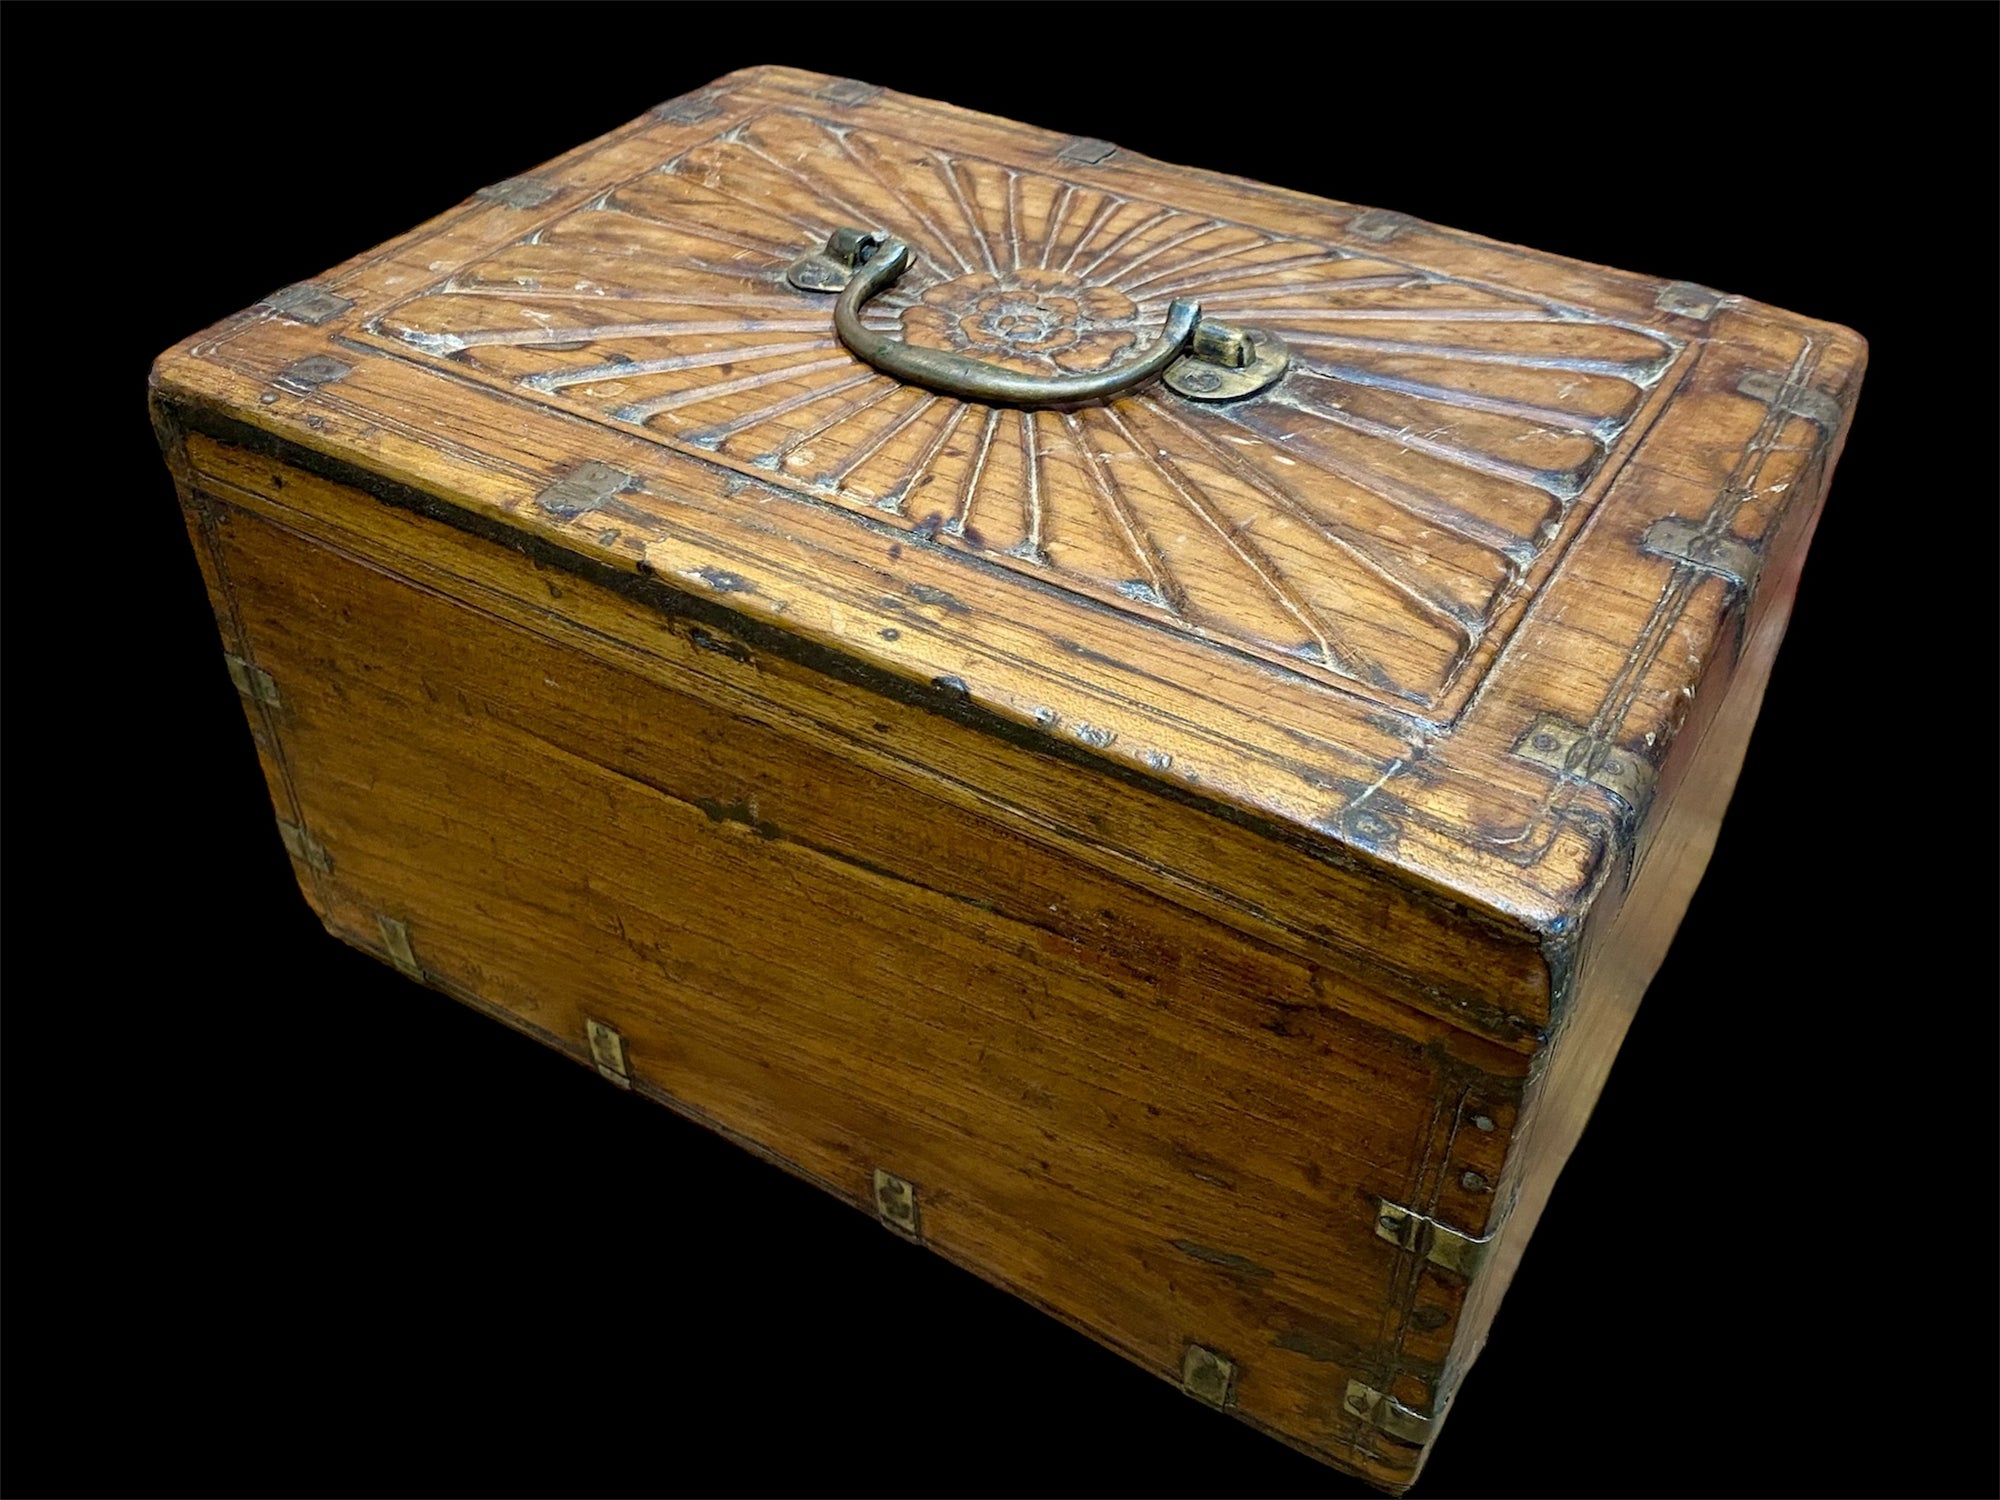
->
xmin=6 ymin=9 xmax=1996 ymax=1498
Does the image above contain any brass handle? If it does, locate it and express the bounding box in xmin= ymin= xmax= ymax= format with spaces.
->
xmin=789 ymin=228 xmax=1288 ymax=408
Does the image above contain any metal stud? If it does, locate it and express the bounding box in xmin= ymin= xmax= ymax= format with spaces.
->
xmin=872 ymin=1168 xmax=921 ymax=1238
xmin=476 ymin=177 xmax=556 ymax=210
xmin=652 ymin=94 xmax=721 ymax=125
xmin=224 ymin=654 xmax=281 ymax=707
xmin=1056 ymin=137 xmax=1118 ymax=166
xmin=585 ymin=1018 xmax=631 ymax=1089
xmin=375 ymin=915 xmax=422 ymax=979
xmin=534 ymin=462 xmax=634 ymax=519
xmin=273 ymin=356 xmax=352 ymax=393
xmin=275 ymin=819 xmax=332 ymax=874
xmin=1346 ymin=209 xmax=1412 ymax=243
xmin=1656 ymin=281 xmax=1725 ymax=320
xmin=1344 ymin=1379 xmax=1431 ymax=1443
xmin=1180 ymin=1343 xmax=1237 ymax=1408
xmin=264 ymin=284 xmax=354 ymax=326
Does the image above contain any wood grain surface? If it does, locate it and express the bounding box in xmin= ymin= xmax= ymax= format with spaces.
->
xmin=147 ymin=65 xmax=1865 ymax=1492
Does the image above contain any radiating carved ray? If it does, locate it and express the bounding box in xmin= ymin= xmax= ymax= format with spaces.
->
xmin=1322 ymin=286 xmax=1552 ymax=320
xmin=1280 ymin=318 xmax=1672 ymax=374
xmin=1302 ymin=358 xmax=1620 ymax=436
xmin=1261 ymin=385 xmax=1581 ymax=500
xmin=560 ymin=200 xmax=797 ymax=267
xmin=827 ymin=391 xmax=943 ymax=491
xmin=1039 ymin=184 xmax=1077 ymax=269
xmin=686 ymin=369 xmax=885 ymax=446
xmin=603 ymin=212 xmax=796 ymax=266
xmin=1314 ymin=352 xmax=1646 ymax=425
xmin=831 ymin=131 xmax=979 ymax=276
xmin=1147 ymin=276 xmax=1430 ymax=310
xmin=1095 ymin=406 xmax=1347 ymax=674
xmin=1225 ymin=306 xmax=1583 ymax=323
xmin=1117 ymin=230 xmax=1291 ymax=292
xmin=702 ymin=119 xmax=964 ymax=276
xmin=1138 ymin=253 xmax=1405 ymax=300
xmin=1216 ymin=396 xmax=1542 ymax=559
xmin=649 ymin=163 xmax=837 ymax=243
xmin=431 ymin=285 xmax=813 ymax=312
xmin=378 ymin=309 xmax=833 ymax=356
xmin=1095 ymin=219 xmax=1229 ymax=285
xmin=555 ymin=197 xmax=789 ymax=253
xmin=1060 ymin=411 xmax=1187 ymax=616
xmin=950 ymin=407 xmax=1002 ymax=534
xmin=527 ymin=338 xmax=839 ymax=392
xmin=1288 ymin=365 xmax=1604 ymax=486
xmin=614 ymin=354 xmax=858 ymax=421
xmin=448 ymin=242 xmax=791 ymax=302
xmin=524 ymin=336 xmax=836 ymax=394
xmin=1072 ymin=207 xmax=1182 ymax=279
xmin=1018 ymin=411 xmax=1046 ymax=561
xmin=1277 ymin=328 xmax=1670 ymax=380
xmin=761 ymin=381 xmax=910 ymax=464
xmin=1005 ymin=171 xmax=1023 ymax=271
xmin=1127 ymin=248 xmax=1343 ymax=298
xmin=732 ymin=134 xmax=910 ymax=246
xmin=1139 ymin=397 xmax=1482 ymax=638
xmin=1199 ymin=282 xmax=1534 ymax=317
xmin=450 ymin=318 xmax=833 ymax=350
xmin=1059 ymin=196 xmax=1128 ymax=272
xmin=597 ymin=197 xmax=802 ymax=261
xmin=881 ymin=401 xmax=973 ymax=513
xmin=1276 ymin=309 xmax=1675 ymax=362
xmin=939 ymin=155 xmax=1001 ymax=275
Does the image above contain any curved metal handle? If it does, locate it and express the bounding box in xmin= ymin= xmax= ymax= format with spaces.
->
xmin=833 ymin=238 xmax=1201 ymax=409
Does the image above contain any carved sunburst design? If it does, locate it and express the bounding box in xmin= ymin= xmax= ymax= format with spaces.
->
xmin=370 ymin=110 xmax=1684 ymax=712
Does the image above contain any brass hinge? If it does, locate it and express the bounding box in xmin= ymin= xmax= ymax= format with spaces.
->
xmin=1373 ymin=1200 xmax=1492 ymax=1277
xmin=224 ymin=654 xmax=281 ymax=707
xmin=1640 ymin=517 xmax=1760 ymax=590
xmin=1511 ymin=713 xmax=1656 ymax=812
xmin=275 ymin=819 xmax=332 ymax=874
xmin=1344 ymin=1379 xmax=1432 ymax=1444
xmin=1737 ymin=369 xmax=1841 ymax=430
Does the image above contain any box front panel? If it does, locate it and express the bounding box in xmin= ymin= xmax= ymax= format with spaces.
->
xmin=175 ymin=448 xmax=1527 ymax=1487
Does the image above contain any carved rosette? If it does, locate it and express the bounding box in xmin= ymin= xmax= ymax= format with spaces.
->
xmin=897 ymin=269 xmax=1145 ymax=377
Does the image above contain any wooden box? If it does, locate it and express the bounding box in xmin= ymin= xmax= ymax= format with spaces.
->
xmin=147 ymin=66 xmax=1864 ymax=1492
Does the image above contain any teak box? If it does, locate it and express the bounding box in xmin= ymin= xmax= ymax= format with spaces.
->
xmin=148 ymin=67 xmax=1864 ymax=1492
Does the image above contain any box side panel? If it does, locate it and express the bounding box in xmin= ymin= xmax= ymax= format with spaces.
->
xmin=175 ymin=443 xmax=1539 ymax=1490
xmin=1423 ymin=360 xmax=1857 ymax=1442
xmin=151 ymin=409 xmax=340 ymax=909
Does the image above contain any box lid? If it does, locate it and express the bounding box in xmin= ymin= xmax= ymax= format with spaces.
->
xmin=150 ymin=65 xmax=1864 ymax=1042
